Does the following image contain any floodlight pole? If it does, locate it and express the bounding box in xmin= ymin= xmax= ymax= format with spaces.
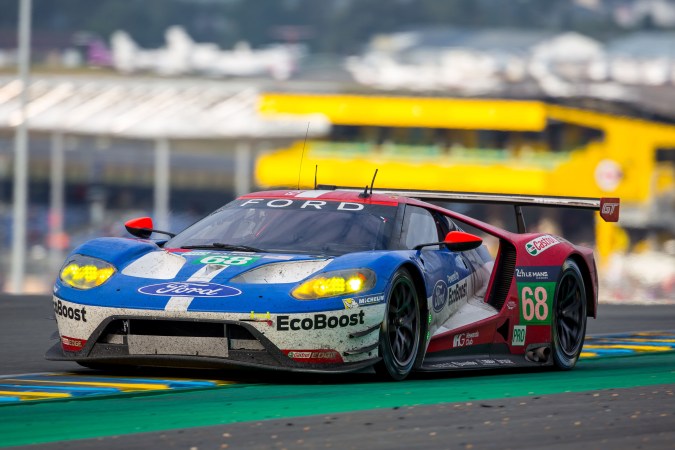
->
xmin=234 ymin=141 xmax=251 ymax=197
xmin=49 ymin=132 xmax=65 ymax=274
xmin=154 ymin=137 xmax=170 ymax=232
xmin=10 ymin=0 xmax=32 ymax=294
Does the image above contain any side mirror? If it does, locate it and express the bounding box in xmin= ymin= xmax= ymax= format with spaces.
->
xmin=124 ymin=217 xmax=176 ymax=239
xmin=443 ymin=231 xmax=483 ymax=252
xmin=125 ymin=217 xmax=154 ymax=239
xmin=414 ymin=231 xmax=483 ymax=251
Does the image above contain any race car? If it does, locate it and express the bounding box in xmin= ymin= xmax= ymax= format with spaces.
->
xmin=46 ymin=186 xmax=620 ymax=380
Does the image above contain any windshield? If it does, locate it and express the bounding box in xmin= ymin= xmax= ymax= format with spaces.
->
xmin=165 ymin=198 xmax=399 ymax=256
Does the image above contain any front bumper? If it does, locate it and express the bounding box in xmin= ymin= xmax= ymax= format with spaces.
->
xmin=47 ymin=296 xmax=384 ymax=373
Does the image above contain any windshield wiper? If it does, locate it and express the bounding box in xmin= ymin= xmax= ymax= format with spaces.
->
xmin=181 ymin=242 xmax=266 ymax=253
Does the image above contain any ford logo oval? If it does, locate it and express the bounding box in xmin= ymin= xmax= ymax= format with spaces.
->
xmin=138 ymin=282 xmax=241 ymax=298
xmin=432 ymin=280 xmax=448 ymax=313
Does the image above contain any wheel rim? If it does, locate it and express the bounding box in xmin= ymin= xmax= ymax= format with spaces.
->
xmin=556 ymin=271 xmax=584 ymax=357
xmin=385 ymin=276 xmax=419 ymax=367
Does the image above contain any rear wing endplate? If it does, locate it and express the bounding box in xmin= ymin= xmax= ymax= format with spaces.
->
xmin=336 ymin=187 xmax=620 ymax=233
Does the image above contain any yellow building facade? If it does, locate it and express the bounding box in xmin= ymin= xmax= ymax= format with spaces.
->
xmin=256 ymin=93 xmax=675 ymax=262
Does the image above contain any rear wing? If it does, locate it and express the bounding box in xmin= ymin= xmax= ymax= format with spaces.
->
xmin=333 ymin=186 xmax=620 ymax=233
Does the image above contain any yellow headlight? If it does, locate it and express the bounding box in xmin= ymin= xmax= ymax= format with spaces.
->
xmin=60 ymin=256 xmax=116 ymax=290
xmin=292 ymin=269 xmax=375 ymax=300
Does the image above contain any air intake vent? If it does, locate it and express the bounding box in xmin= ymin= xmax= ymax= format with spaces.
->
xmin=488 ymin=241 xmax=516 ymax=310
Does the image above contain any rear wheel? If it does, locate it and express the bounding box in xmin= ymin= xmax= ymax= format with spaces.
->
xmin=552 ymin=259 xmax=587 ymax=370
xmin=375 ymin=268 xmax=421 ymax=381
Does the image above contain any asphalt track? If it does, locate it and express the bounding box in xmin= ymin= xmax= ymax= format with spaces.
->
xmin=1 ymin=295 xmax=674 ymax=449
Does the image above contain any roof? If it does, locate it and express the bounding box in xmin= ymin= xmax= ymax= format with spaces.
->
xmin=606 ymin=31 xmax=675 ymax=58
xmin=0 ymin=75 xmax=330 ymax=140
xmin=373 ymin=27 xmax=557 ymax=55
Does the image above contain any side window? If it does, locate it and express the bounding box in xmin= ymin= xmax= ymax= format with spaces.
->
xmin=402 ymin=206 xmax=441 ymax=250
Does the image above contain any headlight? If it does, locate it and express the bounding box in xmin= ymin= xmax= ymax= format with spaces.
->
xmin=292 ymin=268 xmax=376 ymax=300
xmin=60 ymin=255 xmax=116 ymax=290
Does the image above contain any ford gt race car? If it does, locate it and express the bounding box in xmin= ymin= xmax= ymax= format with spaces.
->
xmin=47 ymin=187 xmax=620 ymax=380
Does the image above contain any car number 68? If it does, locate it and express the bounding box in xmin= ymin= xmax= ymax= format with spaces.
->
xmin=521 ymin=286 xmax=548 ymax=321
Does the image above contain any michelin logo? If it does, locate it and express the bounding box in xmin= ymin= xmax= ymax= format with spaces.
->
xmin=343 ymin=294 xmax=385 ymax=309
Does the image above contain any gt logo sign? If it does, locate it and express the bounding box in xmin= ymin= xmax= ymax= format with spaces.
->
xmin=512 ymin=326 xmax=526 ymax=346
xmin=54 ymin=299 xmax=87 ymax=322
xmin=525 ymin=235 xmax=560 ymax=256
xmin=600 ymin=198 xmax=620 ymax=222
xmin=277 ymin=311 xmax=365 ymax=331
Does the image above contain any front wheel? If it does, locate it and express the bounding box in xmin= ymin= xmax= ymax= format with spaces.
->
xmin=374 ymin=268 xmax=421 ymax=381
xmin=552 ymin=259 xmax=587 ymax=370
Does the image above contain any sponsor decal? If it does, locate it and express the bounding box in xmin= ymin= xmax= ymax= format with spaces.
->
xmin=138 ymin=282 xmax=241 ymax=298
xmin=477 ymin=359 xmax=497 ymax=365
xmin=525 ymin=235 xmax=560 ymax=256
xmin=239 ymin=198 xmax=365 ymax=211
xmin=453 ymin=331 xmax=479 ymax=348
xmin=260 ymin=255 xmax=294 ymax=260
xmin=517 ymin=282 xmax=555 ymax=325
xmin=432 ymin=280 xmax=448 ymax=313
xmin=515 ymin=266 xmax=560 ymax=282
xmin=452 ymin=361 xmax=479 ymax=367
xmin=495 ymin=359 xmax=516 ymax=365
xmin=506 ymin=300 xmax=517 ymax=310
xmin=447 ymin=272 xmax=459 ymax=284
xmin=194 ymin=254 xmax=260 ymax=266
xmin=285 ymin=349 xmax=343 ymax=363
xmin=512 ymin=325 xmax=527 ymax=346
xmin=343 ymin=298 xmax=358 ymax=309
xmin=250 ymin=311 xmax=271 ymax=320
xmin=448 ymin=279 xmax=468 ymax=308
xmin=242 ymin=311 xmax=273 ymax=326
xmin=61 ymin=335 xmax=86 ymax=352
xmin=183 ymin=251 xmax=292 ymax=261
xmin=277 ymin=311 xmax=365 ymax=331
xmin=343 ymin=293 xmax=385 ymax=310
xmin=431 ymin=359 xmax=519 ymax=369
xmin=54 ymin=299 xmax=87 ymax=322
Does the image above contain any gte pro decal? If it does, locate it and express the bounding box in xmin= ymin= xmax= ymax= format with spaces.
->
xmin=194 ymin=254 xmax=260 ymax=266
xmin=525 ymin=235 xmax=560 ymax=256
xmin=517 ymin=282 xmax=555 ymax=325
xmin=512 ymin=325 xmax=526 ymax=346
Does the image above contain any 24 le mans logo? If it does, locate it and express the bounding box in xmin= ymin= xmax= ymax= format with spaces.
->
xmin=525 ymin=235 xmax=560 ymax=256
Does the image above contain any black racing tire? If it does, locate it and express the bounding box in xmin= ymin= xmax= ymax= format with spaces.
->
xmin=374 ymin=267 xmax=421 ymax=381
xmin=552 ymin=259 xmax=587 ymax=370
